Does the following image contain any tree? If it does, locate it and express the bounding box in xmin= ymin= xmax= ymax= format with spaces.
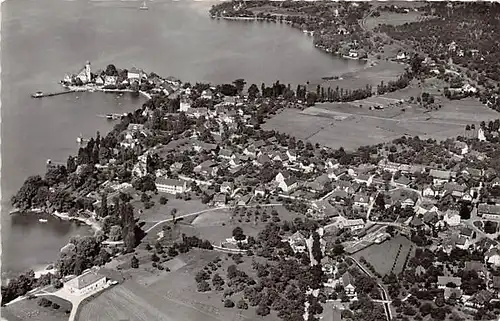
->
xmin=130 ymin=256 xmax=139 ymax=268
xmin=248 ymin=84 xmax=259 ymax=99
xmin=237 ymin=299 xmax=249 ymax=310
xmin=160 ymin=196 xmax=168 ymax=205
xmin=224 ymin=299 xmax=235 ymax=308
xmin=256 ymin=303 xmax=270 ymax=316
xmin=197 ymin=280 xmax=211 ymax=292
xmin=233 ymin=79 xmax=246 ymax=94
xmin=105 ymin=64 xmax=118 ymax=76
xmin=109 ymin=225 xmax=122 ymax=241
xmin=38 ymin=298 xmax=52 ymax=307
xmin=171 ymin=208 xmax=177 ymax=223
xmin=232 ymin=226 xmax=246 ymax=241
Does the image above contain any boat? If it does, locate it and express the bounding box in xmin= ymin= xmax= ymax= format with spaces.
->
xmin=139 ymin=0 xmax=148 ymax=10
xmin=106 ymin=114 xmax=114 ymax=120
xmin=39 ymin=219 xmax=48 ymax=223
xmin=31 ymin=91 xmax=44 ymax=98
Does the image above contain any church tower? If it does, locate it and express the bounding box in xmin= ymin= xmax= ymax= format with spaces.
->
xmin=85 ymin=61 xmax=91 ymax=83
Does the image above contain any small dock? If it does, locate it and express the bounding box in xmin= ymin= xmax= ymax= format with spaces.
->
xmin=31 ymin=89 xmax=84 ymax=99
xmin=97 ymin=113 xmax=127 ymax=120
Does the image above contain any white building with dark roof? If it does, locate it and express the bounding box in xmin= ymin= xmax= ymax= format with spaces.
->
xmin=155 ymin=177 xmax=188 ymax=194
xmin=64 ymin=268 xmax=106 ymax=296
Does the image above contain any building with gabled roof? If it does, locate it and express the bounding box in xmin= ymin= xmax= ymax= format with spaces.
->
xmin=64 ymin=268 xmax=106 ymax=296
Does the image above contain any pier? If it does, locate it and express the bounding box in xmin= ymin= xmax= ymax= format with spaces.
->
xmin=97 ymin=113 xmax=127 ymax=120
xmin=31 ymin=89 xmax=85 ymax=99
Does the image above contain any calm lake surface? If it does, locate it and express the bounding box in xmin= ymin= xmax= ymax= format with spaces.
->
xmin=1 ymin=0 xmax=364 ymax=279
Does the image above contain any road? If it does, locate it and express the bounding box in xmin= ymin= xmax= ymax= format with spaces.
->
xmin=349 ymin=256 xmax=392 ymax=321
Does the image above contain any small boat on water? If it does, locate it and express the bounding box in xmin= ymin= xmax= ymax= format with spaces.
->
xmin=32 ymin=91 xmax=44 ymax=98
xmin=106 ymin=114 xmax=114 ymax=120
xmin=139 ymin=0 xmax=148 ymax=10
xmin=39 ymin=219 xmax=48 ymax=223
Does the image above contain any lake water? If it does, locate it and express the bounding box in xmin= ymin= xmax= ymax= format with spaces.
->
xmin=1 ymin=0 xmax=364 ymax=279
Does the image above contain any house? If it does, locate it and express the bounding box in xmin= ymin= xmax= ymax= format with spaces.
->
xmin=237 ymin=195 xmax=251 ymax=206
xmin=308 ymin=174 xmax=330 ymax=193
xmin=394 ymin=175 xmax=411 ymax=188
xmin=437 ymin=276 xmax=462 ymax=289
xmin=220 ymin=182 xmax=233 ymax=194
xmin=341 ymin=272 xmax=357 ymax=298
xmin=378 ymin=159 xmax=401 ymax=172
xmin=353 ymin=194 xmax=370 ymax=208
xmin=213 ymin=193 xmax=227 ymax=207
xmin=132 ymin=161 xmax=147 ymax=178
xmin=465 ymin=290 xmax=494 ymax=309
xmin=429 ymin=169 xmax=451 ymax=185
xmin=401 ymin=197 xmax=417 ymax=208
xmin=169 ymin=162 xmax=183 ymax=173
xmin=478 ymin=204 xmax=500 ymax=220
xmin=127 ymin=67 xmax=144 ymax=84
xmin=444 ymin=209 xmax=461 ymax=227
xmin=491 ymin=276 xmax=500 ymax=290
xmin=485 ymin=248 xmax=500 ymax=266
xmin=465 ymin=261 xmax=485 ymax=275
xmin=243 ymin=145 xmax=257 ymax=157
xmin=64 ymin=268 xmax=106 ymax=296
xmin=255 ymin=154 xmax=271 ymax=167
xmin=286 ymin=231 xmax=307 ymax=253
xmin=444 ymin=287 xmax=462 ymax=300
xmin=180 ymin=99 xmax=191 ymax=112
xmin=201 ymin=89 xmax=213 ymax=100
xmin=104 ymin=75 xmax=117 ymax=86
xmin=155 ymin=178 xmax=188 ymax=194
xmin=279 ymin=177 xmax=298 ymax=193
xmin=340 ymin=219 xmax=365 ymax=232
xmin=194 ymin=160 xmax=216 ymax=177
xmin=460 ymin=226 xmax=474 ymax=239
xmin=443 ymin=182 xmax=466 ymax=198
xmin=286 ymin=150 xmax=297 ymax=162
xmin=396 ymin=51 xmax=407 ymax=60
xmin=218 ymin=149 xmax=234 ymax=160
xmin=95 ymin=76 xmax=104 ymax=86
xmin=275 ymin=171 xmax=291 ymax=184
xmin=254 ymin=185 xmax=266 ymax=198
xmin=354 ymin=174 xmax=372 ymax=186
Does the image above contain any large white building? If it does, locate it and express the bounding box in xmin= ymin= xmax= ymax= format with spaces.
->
xmin=155 ymin=177 xmax=188 ymax=194
xmin=64 ymin=269 xmax=106 ymax=296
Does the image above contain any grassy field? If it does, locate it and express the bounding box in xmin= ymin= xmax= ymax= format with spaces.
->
xmin=352 ymin=235 xmax=414 ymax=276
xmin=137 ymin=197 xmax=210 ymax=231
xmin=79 ymin=249 xmax=279 ymax=321
xmin=2 ymin=295 xmax=72 ymax=321
xmin=364 ymin=11 xmax=425 ymax=31
xmin=265 ymin=83 xmax=499 ymax=151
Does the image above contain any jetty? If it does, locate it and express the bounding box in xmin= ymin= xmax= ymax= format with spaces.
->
xmin=98 ymin=113 xmax=127 ymax=120
xmin=31 ymin=89 xmax=85 ymax=99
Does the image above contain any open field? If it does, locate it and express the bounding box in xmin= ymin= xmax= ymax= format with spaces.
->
xmin=352 ymin=235 xmax=414 ymax=276
xmin=2 ymin=295 xmax=72 ymax=321
xmin=79 ymin=249 xmax=280 ymax=321
xmin=136 ymin=197 xmax=209 ymax=231
xmin=191 ymin=205 xmax=299 ymax=244
xmin=364 ymin=12 xmax=425 ymax=31
xmin=265 ymin=89 xmax=499 ymax=151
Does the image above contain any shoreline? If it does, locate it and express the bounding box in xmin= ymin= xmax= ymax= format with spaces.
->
xmin=212 ymin=14 xmax=394 ymax=89
xmin=62 ymin=84 xmax=152 ymax=100
xmin=11 ymin=207 xmax=102 ymax=232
